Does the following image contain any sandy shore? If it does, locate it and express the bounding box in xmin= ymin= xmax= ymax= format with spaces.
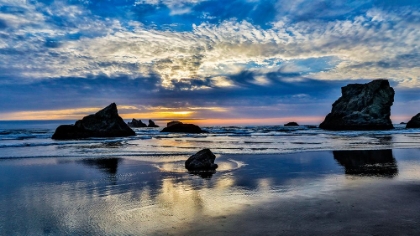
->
xmin=0 ymin=149 xmax=420 ymax=235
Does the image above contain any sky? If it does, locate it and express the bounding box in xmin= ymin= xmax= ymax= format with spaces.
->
xmin=1 ymin=0 xmax=420 ymax=125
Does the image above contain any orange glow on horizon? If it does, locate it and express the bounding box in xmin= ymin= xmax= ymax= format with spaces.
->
xmin=0 ymin=107 xmax=413 ymax=126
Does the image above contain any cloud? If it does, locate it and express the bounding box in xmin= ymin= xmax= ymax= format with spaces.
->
xmin=1 ymin=0 xmax=420 ymax=121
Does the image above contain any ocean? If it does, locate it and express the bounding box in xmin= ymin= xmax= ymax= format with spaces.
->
xmin=1 ymin=120 xmax=420 ymax=159
xmin=1 ymin=120 xmax=420 ymax=235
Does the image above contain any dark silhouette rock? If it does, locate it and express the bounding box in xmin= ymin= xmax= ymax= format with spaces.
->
xmin=185 ymin=149 xmax=218 ymax=171
xmin=161 ymin=123 xmax=208 ymax=133
xmin=128 ymin=119 xmax=147 ymax=127
xmin=320 ymin=79 xmax=394 ymax=130
xmin=400 ymin=122 xmax=407 ymax=125
xmin=167 ymin=120 xmax=183 ymax=127
xmin=284 ymin=122 xmax=299 ymax=126
xmin=333 ymin=149 xmax=398 ymax=177
xmin=406 ymin=114 xmax=420 ymax=128
xmin=52 ymin=103 xmax=135 ymax=139
xmin=148 ymin=119 xmax=159 ymax=127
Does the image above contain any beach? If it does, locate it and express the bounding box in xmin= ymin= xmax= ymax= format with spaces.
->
xmin=1 ymin=144 xmax=420 ymax=235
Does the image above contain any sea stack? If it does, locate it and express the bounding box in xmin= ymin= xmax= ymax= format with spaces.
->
xmin=319 ymin=79 xmax=394 ymax=130
xmin=148 ymin=119 xmax=159 ymax=127
xmin=128 ymin=119 xmax=147 ymax=127
xmin=406 ymin=114 xmax=420 ymax=128
xmin=52 ymin=103 xmax=135 ymax=139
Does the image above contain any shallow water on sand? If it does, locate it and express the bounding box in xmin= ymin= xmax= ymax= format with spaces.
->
xmin=1 ymin=149 xmax=420 ymax=235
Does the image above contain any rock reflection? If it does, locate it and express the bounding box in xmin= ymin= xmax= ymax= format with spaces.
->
xmin=188 ymin=170 xmax=216 ymax=179
xmin=80 ymin=158 xmax=120 ymax=175
xmin=333 ymin=149 xmax=398 ymax=177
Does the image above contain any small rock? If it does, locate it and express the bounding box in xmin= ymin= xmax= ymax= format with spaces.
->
xmin=284 ymin=122 xmax=299 ymax=126
xmin=167 ymin=120 xmax=183 ymax=127
xmin=161 ymin=123 xmax=208 ymax=133
xmin=185 ymin=149 xmax=218 ymax=171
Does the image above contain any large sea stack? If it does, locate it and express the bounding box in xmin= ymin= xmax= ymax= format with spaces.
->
xmin=319 ymin=79 xmax=394 ymax=130
xmin=52 ymin=103 xmax=135 ymax=139
xmin=406 ymin=114 xmax=420 ymax=128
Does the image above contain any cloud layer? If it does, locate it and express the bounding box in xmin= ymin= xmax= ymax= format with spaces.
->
xmin=1 ymin=0 xmax=420 ymax=122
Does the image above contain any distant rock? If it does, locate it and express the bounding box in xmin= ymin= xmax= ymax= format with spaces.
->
xmin=161 ymin=123 xmax=208 ymax=133
xmin=148 ymin=119 xmax=159 ymax=127
xmin=167 ymin=120 xmax=183 ymax=127
xmin=319 ymin=79 xmax=394 ymax=130
xmin=284 ymin=122 xmax=299 ymax=126
xmin=400 ymin=122 xmax=407 ymax=125
xmin=406 ymin=114 xmax=420 ymax=128
xmin=185 ymin=149 xmax=218 ymax=171
xmin=52 ymin=103 xmax=135 ymax=140
xmin=128 ymin=119 xmax=147 ymax=127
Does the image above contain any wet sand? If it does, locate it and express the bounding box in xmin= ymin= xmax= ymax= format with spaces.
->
xmin=1 ymin=149 xmax=420 ymax=235
xmin=174 ymin=181 xmax=420 ymax=236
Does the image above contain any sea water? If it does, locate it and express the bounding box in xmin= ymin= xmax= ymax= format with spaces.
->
xmin=1 ymin=120 xmax=420 ymax=159
xmin=1 ymin=120 xmax=420 ymax=235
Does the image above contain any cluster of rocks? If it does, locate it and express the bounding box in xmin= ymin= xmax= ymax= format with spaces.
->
xmin=128 ymin=119 xmax=159 ymax=128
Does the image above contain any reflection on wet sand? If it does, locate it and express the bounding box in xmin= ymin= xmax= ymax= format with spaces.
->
xmin=80 ymin=158 xmax=121 ymax=175
xmin=333 ymin=149 xmax=398 ymax=177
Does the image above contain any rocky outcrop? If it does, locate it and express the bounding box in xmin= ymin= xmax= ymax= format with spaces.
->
xmin=128 ymin=119 xmax=147 ymax=127
xmin=161 ymin=123 xmax=208 ymax=133
xmin=284 ymin=122 xmax=299 ymax=126
xmin=406 ymin=114 xmax=420 ymax=128
xmin=167 ymin=120 xmax=183 ymax=127
xmin=319 ymin=79 xmax=394 ymax=130
xmin=52 ymin=103 xmax=135 ymax=139
xmin=148 ymin=119 xmax=159 ymax=127
xmin=185 ymin=149 xmax=218 ymax=171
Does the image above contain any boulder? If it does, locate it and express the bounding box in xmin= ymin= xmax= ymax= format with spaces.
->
xmin=52 ymin=103 xmax=135 ymax=139
xmin=284 ymin=122 xmax=299 ymax=126
xmin=148 ymin=119 xmax=159 ymax=127
xmin=406 ymin=113 xmax=420 ymax=128
xmin=185 ymin=149 xmax=218 ymax=171
xmin=167 ymin=120 xmax=183 ymax=127
xmin=319 ymin=79 xmax=394 ymax=130
xmin=128 ymin=119 xmax=147 ymax=127
xmin=161 ymin=123 xmax=208 ymax=133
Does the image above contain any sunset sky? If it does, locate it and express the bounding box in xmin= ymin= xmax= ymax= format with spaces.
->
xmin=1 ymin=0 xmax=420 ymax=125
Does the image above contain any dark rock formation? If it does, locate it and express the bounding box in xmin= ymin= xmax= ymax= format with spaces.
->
xmin=52 ymin=103 xmax=135 ymax=139
xmin=128 ymin=119 xmax=147 ymax=127
xmin=148 ymin=119 xmax=159 ymax=127
xmin=161 ymin=123 xmax=208 ymax=133
xmin=333 ymin=149 xmax=398 ymax=177
xmin=400 ymin=122 xmax=407 ymax=125
xmin=167 ymin=120 xmax=183 ymax=127
xmin=406 ymin=114 xmax=420 ymax=128
xmin=319 ymin=79 xmax=394 ymax=130
xmin=284 ymin=122 xmax=299 ymax=126
xmin=185 ymin=149 xmax=218 ymax=171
